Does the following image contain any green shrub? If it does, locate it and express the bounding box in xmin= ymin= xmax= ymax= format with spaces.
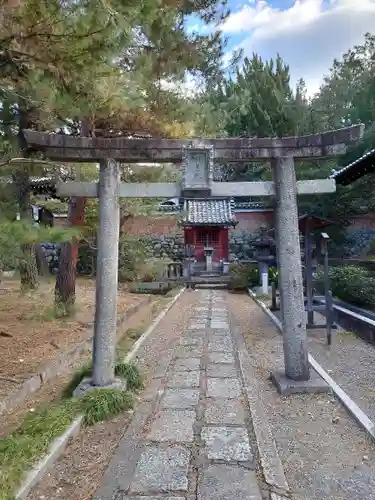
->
xmin=62 ymin=361 xmax=143 ymax=398
xmin=118 ymin=236 xmax=147 ymax=282
xmin=79 ymin=389 xmax=133 ymax=426
xmin=316 ymin=264 xmax=375 ymax=309
xmin=115 ymin=362 xmax=144 ymax=390
xmin=269 ymin=266 xmax=278 ymax=285
xmin=137 ymin=258 xmax=167 ymax=282
xmin=77 ymin=245 xmax=96 ymax=276
xmin=228 ymin=263 xmax=259 ymax=292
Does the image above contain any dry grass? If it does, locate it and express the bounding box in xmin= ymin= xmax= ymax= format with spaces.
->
xmin=0 ymin=277 xmax=145 ymax=398
xmin=0 ymin=297 xmax=161 ymax=436
xmin=27 ymin=288 xmax=196 ymax=500
xmin=1 ymin=291 xmax=182 ymax=500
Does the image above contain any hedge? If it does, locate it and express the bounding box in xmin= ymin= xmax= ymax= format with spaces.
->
xmin=316 ymin=264 xmax=375 ymax=310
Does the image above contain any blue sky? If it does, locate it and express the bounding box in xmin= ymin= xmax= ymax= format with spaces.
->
xmin=186 ymin=0 xmax=375 ymax=97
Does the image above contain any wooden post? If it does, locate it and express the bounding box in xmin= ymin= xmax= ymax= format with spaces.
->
xmin=271 ymin=186 xmax=283 ymax=321
xmin=322 ymin=233 xmax=333 ymax=345
xmin=272 ymin=157 xmax=310 ymax=382
xmin=271 ymin=282 xmax=277 ymax=311
xmin=92 ymin=158 xmax=120 ymax=387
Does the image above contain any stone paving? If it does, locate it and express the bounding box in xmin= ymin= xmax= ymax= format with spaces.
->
xmin=94 ymin=290 xmax=263 ymax=500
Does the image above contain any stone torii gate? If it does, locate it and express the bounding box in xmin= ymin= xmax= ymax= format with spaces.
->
xmin=22 ymin=125 xmax=363 ymax=394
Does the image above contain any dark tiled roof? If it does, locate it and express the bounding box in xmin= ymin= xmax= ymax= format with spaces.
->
xmin=268 ymin=214 xmax=335 ymax=235
xmin=330 ymin=149 xmax=375 ymax=185
xmin=182 ymin=198 xmax=237 ymax=226
xmin=0 ymin=176 xmax=59 ymax=197
xmin=156 ymin=198 xmax=273 ymax=213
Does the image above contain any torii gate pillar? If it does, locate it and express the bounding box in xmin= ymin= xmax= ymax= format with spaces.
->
xmin=92 ymin=158 xmax=120 ymax=387
xmin=272 ymin=157 xmax=308 ymax=380
xmin=271 ymin=157 xmax=328 ymax=394
xmin=21 ymin=124 xmax=364 ymax=395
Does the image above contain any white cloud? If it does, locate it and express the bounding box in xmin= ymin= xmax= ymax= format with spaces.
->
xmin=186 ymin=23 xmax=201 ymax=34
xmin=222 ymin=0 xmax=375 ymax=96
xmin=160 ymin=73 xmax=203 ymax=97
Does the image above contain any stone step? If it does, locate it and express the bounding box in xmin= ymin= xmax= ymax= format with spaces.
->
xmin=195 ymin=283 xmax=228 ymax=289
xmin=196 ymin=272 xmax=222 ymax=277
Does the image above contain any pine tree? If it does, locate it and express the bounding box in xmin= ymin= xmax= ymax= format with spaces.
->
xmin=0 ymin=0 xmax=231 ymax=304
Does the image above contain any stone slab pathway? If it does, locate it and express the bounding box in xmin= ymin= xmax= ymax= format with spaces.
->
xmin=93 ymin=290 xmax=263 ymax=500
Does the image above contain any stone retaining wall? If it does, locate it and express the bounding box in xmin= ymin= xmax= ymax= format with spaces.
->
xmin=140 ymin=231 xmax=259 ymax=262
xmin=41 ymin=243 xmax=60 ymax=274
xmin=42 ymin=231 xmax=262 ymax=276
xmin=142 ymin=233 xmax=185 ymax=261
xmin=229 ymin=230 xmax=258 ymax=260
xmin=44 ymin=227 xmax=375 ymax=274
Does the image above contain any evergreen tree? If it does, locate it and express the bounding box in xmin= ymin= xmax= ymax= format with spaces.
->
xmin=0 ymin=0 xmax=231 ymax=303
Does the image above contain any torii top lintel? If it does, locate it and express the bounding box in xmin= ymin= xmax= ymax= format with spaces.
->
xmin=22 ymin=124 xmax=364 ymax=163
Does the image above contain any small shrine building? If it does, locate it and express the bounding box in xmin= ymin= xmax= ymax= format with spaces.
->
xmin=180 ymin=198 xmax=238 ymax=263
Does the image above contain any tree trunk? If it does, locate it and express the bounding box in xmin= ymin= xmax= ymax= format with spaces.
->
xmin=35 ymin=244 xmax=49 ymax=276
xmin=54 ymin=119 xmax=90 ymax=311
xmin=12 ymin=170 xmax=39 ymax=291
xmin=16 ymin=106 xmax=39 ymax=291
xmin=54 ymin=197 xmax=86 ymax=312
xmin=19 ymin=243 xmax=38 ymax=292
xmin=54 ymin=242 xmax=76 ymax=312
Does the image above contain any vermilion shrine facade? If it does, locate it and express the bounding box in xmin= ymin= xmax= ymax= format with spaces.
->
xmin=181 ymin=198 xmax=237 ymax=263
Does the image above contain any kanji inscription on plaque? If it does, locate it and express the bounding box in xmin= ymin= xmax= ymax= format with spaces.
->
xmin=185 ymin=150 xmax=208 ymax=188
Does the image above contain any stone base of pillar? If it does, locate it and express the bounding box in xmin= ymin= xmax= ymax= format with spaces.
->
xmin=72 ymin=377 xmax=127 ymax=398
xmin=261 ymin=272 xmax=269 ymax=294
xmin=270 ymin=370 xmax=329 ymax=396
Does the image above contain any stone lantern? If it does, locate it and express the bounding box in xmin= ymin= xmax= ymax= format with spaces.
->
xmin=253 ymin=227 xmax=276 ymax=294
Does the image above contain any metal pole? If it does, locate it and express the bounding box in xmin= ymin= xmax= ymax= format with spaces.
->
xmin=272 ymin=157 xmax=310 ymax=381
xmin=305 ymin=220 xmax=314 ymax=326
xmin=92 ymin=158 xmax=120 ymax=387
xmin=327 ymin=290 xmax=333 ymax=346
xmin=323 ymin=239 xmax=332 ymax=345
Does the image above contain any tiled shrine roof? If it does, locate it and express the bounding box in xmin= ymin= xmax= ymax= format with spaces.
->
xmin=181 ymin=198 xmax=237 ymax=227
xmin=158 ymin=199 xmax=271 ymax=212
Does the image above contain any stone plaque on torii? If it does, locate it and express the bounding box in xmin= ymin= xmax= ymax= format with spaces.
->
xmin=21 ymin=125 xmax=363 ymax=394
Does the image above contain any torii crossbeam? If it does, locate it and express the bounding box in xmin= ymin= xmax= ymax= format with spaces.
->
xmin=21 ymin=124 xmax=363 ymax=396
xmin=23 ymin=125 xmax=363 ymax=162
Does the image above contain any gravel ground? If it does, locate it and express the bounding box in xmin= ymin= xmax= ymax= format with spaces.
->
xmin=308 ymin=328 xmax=375 ymax=421
xmin=271 ymin=305 xmax=375 ymax=422
xmin=227 ymin=292 xmax=375 ymax=500
xmin=26 ymin=289 xmax=199 ymax=500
